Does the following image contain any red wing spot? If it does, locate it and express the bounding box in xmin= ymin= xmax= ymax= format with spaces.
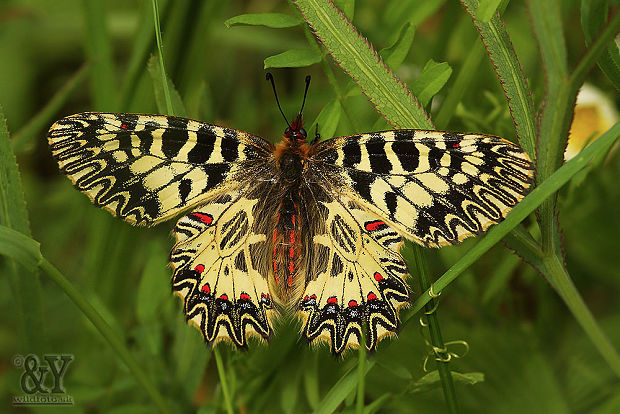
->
xmin=327 ymin=296 xmax=338 ymax=304
xmin=348 ymin=300 xmax=358 ymax=307
xmin=365 ymin=220 xmax=385 ymax=231
xmin=191 ymin=213 xmax=213 ymax=224
xmin=194 ymin=264 xmax=205 ymax=274
xmin=367 ymin=292 xmax=377 ymax=301
xmin=201 ymin=283 xmax=210 ymax=294
xmin=452 ymin=142 xmax=460 ymax=149
xmin=261 ymin=293 xmax=270 ymax=299
xmin=291 ymin=214 xmax=296 ymax=225
xmin=121 ymin=124 xmax=128 ymax=130
xmin=304 ymin=295 xmax=309 ymax=301
xmin=374 ymin=272 xmax=384 ymax=281
xmin=287 ymin=273 xmax=293 ymax=287
xmin=240 ymin=292 xmax=250 ymax=301
xmin=288 ymin=261 xmax=294 ymax=275
xmin=219 ymin=294 xmax=228 ymax=301
xmin=289 ymin=246 xmax=295 ymax=259
xmin=310 ymin=294 xmax=316 ymax=300
xmin=289 ymin=230 xmax=295 ymax=244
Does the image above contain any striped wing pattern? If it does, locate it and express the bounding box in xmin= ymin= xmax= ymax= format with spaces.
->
xmin=48 ymin=113 xmax=272 ymax=225
xmin=313 ymin=130 xmax=534 ymax=247
xmin=49 ymin=113 xmax=534 ymax=354
xmin=299 ymin=196 xmax=409 ymax=353
xmin=170 ymin=188 xmax=274 ymax=346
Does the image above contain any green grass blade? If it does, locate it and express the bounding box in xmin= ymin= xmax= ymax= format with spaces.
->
xmin=0 ymin=108 xmax=45 ymax=354
xmin=12 ymin=64 xmax=90 ymax=152
xmin=402 ymin=242 xmax=460 ymax=413
xmin=529 ymin=0 xmax=568 ymax=83
xmin=151 ymin=0 xmax=174 ymax=115
xmin=434 ymin=40 xmax=484 ymax=129
xmin=536 ymin=6 xmax=620 ymax=256
xmin=295 ymin=0 xmax=432 ymax=129
xmin=214 ymin=349 xmax=235 ymax=414
xmin=118 ymin=0 xmax=169 ymax=111
xmin=148 ymin=56 xmax=187 ymax=117
xmin=0 ymin=225 xmax=170 ymax=411
xmin=82 ymin=0 xmax=117 ymax=108
xmin=313 ymin=360 xmax=375 ymax=414
xmin=581 ymin=0 xmax=620 ymax=91
xmin=408 ymin=121 xmax=620 ymax=316
xmin=39 ymin=258 xmax=172 ymax=413
xmin=542 ymin=254 xmax=620 ymax=376
xmin=0 ymin=225 xmax=41 ymax=269
xmin=461 ymin=0 xmax=537 ymax=160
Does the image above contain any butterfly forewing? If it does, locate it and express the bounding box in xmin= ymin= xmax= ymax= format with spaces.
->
xmin=311 ymin=130 xmax=534 ymax=247
xmin=48 ymin=113 xmax=273 ymax=225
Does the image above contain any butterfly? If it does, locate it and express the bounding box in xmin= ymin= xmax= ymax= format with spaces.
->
xmin=47 ymin=74 xmax=533 ymax=354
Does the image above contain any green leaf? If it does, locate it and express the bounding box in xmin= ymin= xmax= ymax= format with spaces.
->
xmin=295 ymin=0 xmax=432 ymax=129
xmin=407 ymin=371 xmax=484 ymax=394
xmin=380 ymin=22 xmax=415 ymax=70
xmin=476 ymin=0 xmax=502 ymax=22
xmin=225 ymin=13 xmax=302 ymax=28
xmin=148 ymin=55 xmax=187 ymax=117
xmin=461 ymin=0 xmax=537 ymax=160
xmin=581 ymin=0 xmax=620 ymax=91
xmin=264 ymin=49 xmax=322 ymax=68
xmin=310 ymin=98 xmax=342 ymax=140
xmin=411 ymin=59 xmax=453 ymax=107
xmin=0 ymin=107 xmax=44 ymax=353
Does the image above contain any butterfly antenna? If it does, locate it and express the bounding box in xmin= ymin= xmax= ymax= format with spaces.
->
xmin=266 ymin=72 xmax=291 ymax=128
xmin=299 ymin=75 xmax=311 ymax=115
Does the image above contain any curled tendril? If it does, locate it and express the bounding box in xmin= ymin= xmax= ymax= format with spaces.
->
xmin=422 ymin=340 xmax=470 ymax=372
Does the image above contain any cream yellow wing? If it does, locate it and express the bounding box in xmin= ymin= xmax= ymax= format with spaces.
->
xmin=299 ymin=195 xmax=410 ymax=353
xmin=48 ymin=112 xmax=273 ymax=225
xmin=170 ymin=188 xmax=275 ymax=346
xmin=311 ymin=130 xmax=533 ymax=247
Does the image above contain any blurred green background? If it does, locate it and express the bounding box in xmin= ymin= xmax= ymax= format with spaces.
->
xmin=1 ymin=0 xmax=620 ymax=413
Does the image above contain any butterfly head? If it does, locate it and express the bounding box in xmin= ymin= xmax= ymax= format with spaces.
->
xmin=267 ymin=72 xmax=311 ymax=142
xmin=284 ymin=113 xmax=307 ymax=141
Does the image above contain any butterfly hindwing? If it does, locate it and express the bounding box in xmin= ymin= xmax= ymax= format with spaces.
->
xmin=299 ymin=195 xmax=409 ymax=353
xmin=170 ymin=188 xmax=274 ymax=346
xmin=312 ymin=130 xmax=533 ymax=247
xmin=48 ymin=112 xmax=273 ymax=225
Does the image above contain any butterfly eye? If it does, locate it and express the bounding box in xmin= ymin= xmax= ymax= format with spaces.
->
xmin=299 ymin=128 xmax=307 ymax=138
xmin=285 ymin=127 xmax=291 ymax=136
